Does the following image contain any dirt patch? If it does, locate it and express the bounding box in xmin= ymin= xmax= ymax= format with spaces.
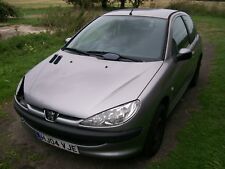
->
xmin=0 ymin=25 xmax=48 ymax=40
xmin=0 ymin=42 xmax=214 ymax=169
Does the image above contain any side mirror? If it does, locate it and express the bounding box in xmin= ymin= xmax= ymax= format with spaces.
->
xmin=65 ymin=37 xmax=72 ymax=43
xmin=176 ymin=48 xmax=192 ymax=61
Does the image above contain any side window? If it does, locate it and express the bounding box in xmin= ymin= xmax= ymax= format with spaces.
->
xmin=172 ymin=16 xmax=189 ymax=55
xmin=182 ymin=15 xmax=197 ymax=42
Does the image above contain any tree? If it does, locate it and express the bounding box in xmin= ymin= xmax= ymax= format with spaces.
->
xmin=63 ymin=0 xmax=143 ymax=9
xmin=120 ymin=0 xmax=143 ymax=9
xmin=101 ymin=0 xmax=107 ymax=8
xmin=64 ymin=0 xmax=108 ymax=9
xmin=0 ymin=1 xmax=17 ymax=22
xmin=131 ymin=0 xmax=141 ymax=8
xmin=120 ymin=0 xmax=125 ymax=8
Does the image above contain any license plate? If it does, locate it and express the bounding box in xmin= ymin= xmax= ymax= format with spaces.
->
xmin=35 ymin=131 xmax=79 ymax=154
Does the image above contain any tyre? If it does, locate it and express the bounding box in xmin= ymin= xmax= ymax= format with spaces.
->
xmin=143 ymin=104 xmax=167 ymax=157
xmin=190 ymin=56 xmax=202 ymax=87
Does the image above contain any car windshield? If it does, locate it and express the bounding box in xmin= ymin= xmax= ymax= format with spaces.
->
xmin=66 ymin=15 xmax=167 ymax=61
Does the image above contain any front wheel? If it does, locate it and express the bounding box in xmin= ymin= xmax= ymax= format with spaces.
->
xmin=143 ymin=104 xmax=167 ymax=157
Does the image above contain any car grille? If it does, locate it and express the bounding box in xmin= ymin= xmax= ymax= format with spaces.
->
xmin=26 ymin=104 xmax=82 ymax=127
xmin=14 ymin=96 xmax=83 ymax=127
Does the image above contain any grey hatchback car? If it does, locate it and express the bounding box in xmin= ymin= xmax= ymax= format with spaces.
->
xmin=14 ymin=9 xmax=202 ymax=158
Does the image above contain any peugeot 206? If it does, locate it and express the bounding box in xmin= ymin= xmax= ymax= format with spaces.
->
xmin=14 ymin=9 xmax=203 ymax=158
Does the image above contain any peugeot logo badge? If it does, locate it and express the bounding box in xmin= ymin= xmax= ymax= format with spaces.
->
xmin=44 ymin=109 xmax=59 ymax=122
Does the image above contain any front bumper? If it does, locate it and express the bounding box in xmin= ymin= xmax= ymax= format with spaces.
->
xmin=14 ymin=98 xmax=144 ymax=158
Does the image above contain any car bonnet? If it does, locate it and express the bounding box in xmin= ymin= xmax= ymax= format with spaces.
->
xmin=23 ymin=50 xmax=163 ymax=119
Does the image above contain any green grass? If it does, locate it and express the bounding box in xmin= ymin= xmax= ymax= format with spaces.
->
xmin=148 ymin=15 xmax=225 ymax=169
xmin=41 ymin=7 xmax=103 ymax=36
xmin=0 ymin=33 xmax=64 ymax=103
xmin=5 ymin=0 xmax=70 ymax=8
xmin=18 ymin=7 xmax=53 ymax=15
xmin=0 ymin=33 xmax=64 ymax=169
xmin=1 ymin=4 xmax=73 ymax=26
xmin=6 ymin=7 xmax=73 ymax=26
xmin=7 ymin=17 xmax=42 ymax=26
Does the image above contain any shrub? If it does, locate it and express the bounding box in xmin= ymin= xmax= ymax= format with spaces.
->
xmin=63 ymin=0 xmax=99 ymax=8
xmin=41 ymin=7 xmax=103 ymax=36
xmin=0 ymin=1 xmax=17 ymax=22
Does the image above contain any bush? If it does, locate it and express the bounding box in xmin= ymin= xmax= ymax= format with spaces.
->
xmin=167 ymin=1 xmax=225 ymax=17
xmin=41 ymin=7 xmax=103 ymax=36
xmin=0 ymin=1 xmax=17 ymax=22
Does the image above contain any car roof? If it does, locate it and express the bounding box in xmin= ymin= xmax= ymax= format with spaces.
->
xmin=104 ymin=9 xmax=178 ymax=19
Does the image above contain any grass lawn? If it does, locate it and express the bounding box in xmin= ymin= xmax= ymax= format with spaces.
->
xmin=2 ymin=0 xmax=72 ymax=26
xmin=5 ymin=0 xmax=70 ymax=8
xmin=0 ymin=4 xmax=225 ymax=168
xmin=0 ymin=33 xmax=64 ymax=103
xmin=6 ymin=7 xmax=67 ymax=26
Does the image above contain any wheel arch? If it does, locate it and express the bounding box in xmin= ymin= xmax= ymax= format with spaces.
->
xmin=160 ymin=96 xmax=170 ymax=118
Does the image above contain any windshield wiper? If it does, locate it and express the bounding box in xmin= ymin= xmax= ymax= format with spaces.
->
xmin=63 ymin=47 xmax=90 ymax=56
xmin=86 ymin=51 xmax=143 ymax=62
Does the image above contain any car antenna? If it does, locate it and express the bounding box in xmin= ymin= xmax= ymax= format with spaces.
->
xmin=129 ymin=8 xmax=134 ymax=16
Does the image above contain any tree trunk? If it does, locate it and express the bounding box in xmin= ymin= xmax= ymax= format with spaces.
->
xmin=102 ymin=0 xmax=107 ymax=9
xmin=120 ymin=0 xmax=125 ymax=8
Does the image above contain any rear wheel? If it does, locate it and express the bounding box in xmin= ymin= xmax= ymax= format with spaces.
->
xmin=143 ymin=104 xmax=167 ymax=157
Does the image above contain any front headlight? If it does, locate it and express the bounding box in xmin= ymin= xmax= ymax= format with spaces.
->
xmin=16 ymin=78 xmax=24 ymax=96
xmin=15 ymin=77 xmax=27 ymax=108
xmin=80 ymin=100 xmax=140 ymax=127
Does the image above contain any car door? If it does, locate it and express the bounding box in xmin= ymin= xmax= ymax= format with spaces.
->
xmin=169 ymin=16 xmax=193 ymax=103
xmin=181 ymin=15 xmax=201 ymax=74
